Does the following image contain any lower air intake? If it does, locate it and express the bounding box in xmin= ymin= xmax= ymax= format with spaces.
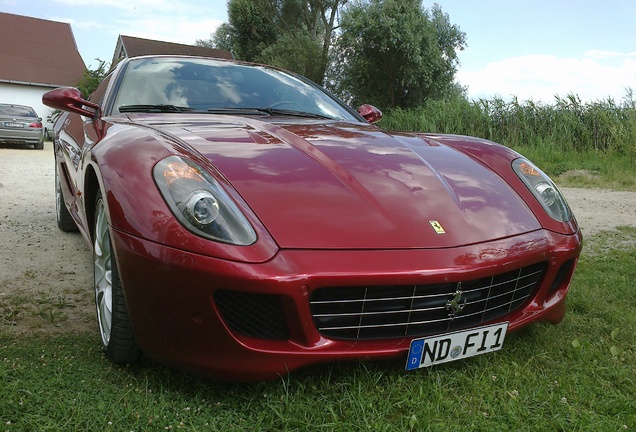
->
xmin=214 ymin=290 xmax=290 ymax=340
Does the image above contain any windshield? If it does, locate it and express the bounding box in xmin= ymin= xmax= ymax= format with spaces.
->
xmin=112 ymin=57 xmax=359 ymax=122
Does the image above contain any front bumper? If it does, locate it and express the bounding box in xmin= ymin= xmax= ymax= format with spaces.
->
xmin=113 ymin=228 xmax=582 ymax=381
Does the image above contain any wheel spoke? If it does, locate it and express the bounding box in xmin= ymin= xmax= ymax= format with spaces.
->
xmin=94 ymin=198 xmax=113 ymax=346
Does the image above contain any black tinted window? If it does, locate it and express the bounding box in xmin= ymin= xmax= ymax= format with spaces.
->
xmin=0 ymin=105 xmax=37 ymax=117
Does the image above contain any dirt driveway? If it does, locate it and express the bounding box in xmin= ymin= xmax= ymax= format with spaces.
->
xmin=1 ymin=142 xmax=635 ymax=336
xmin=1 ymin=142 xmax=93 ymax=335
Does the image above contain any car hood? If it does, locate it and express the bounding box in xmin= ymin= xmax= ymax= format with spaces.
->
xmin=131 ymin=115 xmax=540 ymax=249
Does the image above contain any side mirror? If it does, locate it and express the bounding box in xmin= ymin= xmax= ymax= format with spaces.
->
xmin=357 ymin=104 xmax=383 ymax=124
xmin=42 ymin=87 xmax=99 ymax=118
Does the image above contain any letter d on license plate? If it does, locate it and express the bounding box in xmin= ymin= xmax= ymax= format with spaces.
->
xmin=406 ymin=322 xmax=508 ymax=371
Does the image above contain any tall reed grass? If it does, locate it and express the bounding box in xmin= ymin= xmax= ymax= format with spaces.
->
xmin=382 ymin=90 xmax=636 ymax=157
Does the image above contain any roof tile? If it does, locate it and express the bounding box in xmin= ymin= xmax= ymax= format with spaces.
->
xmin=0 ymin=12 xmax=86 ymax=87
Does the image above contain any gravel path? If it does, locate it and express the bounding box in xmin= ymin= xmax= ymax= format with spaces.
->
xmin=1 ymin=142 xmax=92 ymax=334
xmin=560 ymin=187 xmax=636 ymax=236
xmin=1 ymin=142 xmax=635 ymax=335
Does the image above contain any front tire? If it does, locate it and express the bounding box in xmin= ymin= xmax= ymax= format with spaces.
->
xmin=93 ymin=191 xmax=140 ymax=364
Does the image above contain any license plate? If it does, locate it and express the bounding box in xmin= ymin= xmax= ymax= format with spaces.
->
xmin=406 ymin=322 xmax=508 ymax=371
xmin=4 ymin=122 xmax=24 ymax=128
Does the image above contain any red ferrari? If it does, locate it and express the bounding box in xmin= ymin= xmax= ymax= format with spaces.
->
xmin=43 ymin=56 xmax=582 ymax=381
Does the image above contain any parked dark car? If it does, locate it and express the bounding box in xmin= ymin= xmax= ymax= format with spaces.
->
xmin=43 ymin=55 xmax=582 ymax=381
xmin=0 ymin=103 xmax=44 ymax=149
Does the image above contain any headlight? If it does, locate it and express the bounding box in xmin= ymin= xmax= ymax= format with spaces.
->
xmin=153 ymin=156 xmax=257 ymax=245
xmin=512 ymin=158 xmax=572 ymax=222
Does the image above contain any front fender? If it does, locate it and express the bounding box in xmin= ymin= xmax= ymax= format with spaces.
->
xmin=89 ymin=123 xmax=278 ymax=263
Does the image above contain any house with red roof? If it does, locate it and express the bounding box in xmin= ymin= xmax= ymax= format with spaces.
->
xmin=0 ymin=12 xmax=234 ymax=135
xmin=0 ymin=12 xmax=87 ymax=133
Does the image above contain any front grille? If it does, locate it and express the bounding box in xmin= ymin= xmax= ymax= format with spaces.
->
xmin=309 ymin=263 xmax=546 ymax=340
xmin=214 ymin=290 xmax=290 ymax=340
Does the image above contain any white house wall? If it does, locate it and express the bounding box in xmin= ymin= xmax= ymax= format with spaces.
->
xmin=0 ymin=82 xmax=59 ymax=135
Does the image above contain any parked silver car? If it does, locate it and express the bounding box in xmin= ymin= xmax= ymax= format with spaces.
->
xmin=0 ymin=103 xmax=45 ymax=149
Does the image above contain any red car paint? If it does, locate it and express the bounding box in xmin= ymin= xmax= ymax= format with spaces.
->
xmin=44 ymin=56 xmax=582 ymax=380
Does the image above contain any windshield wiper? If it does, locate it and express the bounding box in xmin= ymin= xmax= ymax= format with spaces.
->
xmin=207 ymin=107 xmax=334 ymax=120
xmin=260 ymin=108 xmax=334 ymax=120
xmin=206 ymin=108 xmax=269 ymax=116
xmin=118 ymin=104 xmax=195 ymax=113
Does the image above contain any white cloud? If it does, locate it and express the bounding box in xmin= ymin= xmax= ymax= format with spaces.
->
xmin=457 ymin=53 xmax=636 ymax=103
xmin=53 ymin=16 xmax=110 ymax=30
xmin=54 ymin=0 xmax=207 ymax=14
xmin=112 ymin=16 xmax=223 ymax=45
xmin=52 ymin=0 xmax=225 ymax=43
xmin=584 ymin=50 xmax=626 ymax=59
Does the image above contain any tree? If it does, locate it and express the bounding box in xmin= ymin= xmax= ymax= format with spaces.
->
xmin=258 ymin=30 xmax=325 ymax=83
xmin=76 ymin=59 xmax=109 ymax=98
xmin=197 ymin=0 xmax=346 ymax=85
xmin=333 ymin=0 xmax=466 ymax=108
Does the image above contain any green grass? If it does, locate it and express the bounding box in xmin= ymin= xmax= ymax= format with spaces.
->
xmin=2 ymin=228 xmax=635 ymax=431
xmin=0 ymin=292 xmax=86 ymax=330
xmin=514 ymin=146 xmax=636 ymax=190
xmin=382 ymin=93 xmax=636 ymax=155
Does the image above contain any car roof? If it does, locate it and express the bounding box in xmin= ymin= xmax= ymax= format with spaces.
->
xmin=0 ymin=103 xmax=35 ymax=111
xmin=0 ymin=103 xmax=34 ymax=109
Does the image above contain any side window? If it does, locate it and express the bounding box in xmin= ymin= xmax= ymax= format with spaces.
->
xmin=89 ymin=74 xmax=112 ymax=105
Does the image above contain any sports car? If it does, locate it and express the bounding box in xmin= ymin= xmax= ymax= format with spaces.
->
xmin=43 ymin=55 xmax=582 ymax=381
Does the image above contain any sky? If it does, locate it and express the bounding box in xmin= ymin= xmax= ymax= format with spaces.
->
xmin=1 ymin=0 xmax=635 ymax=104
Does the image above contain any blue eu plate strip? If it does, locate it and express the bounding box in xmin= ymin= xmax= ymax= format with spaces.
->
xmin=406 ymin=339 xmax=425 ymax=371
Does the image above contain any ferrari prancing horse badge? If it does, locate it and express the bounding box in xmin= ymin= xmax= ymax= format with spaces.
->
xmin=429 ymin=220 xmax=446 ymax=234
